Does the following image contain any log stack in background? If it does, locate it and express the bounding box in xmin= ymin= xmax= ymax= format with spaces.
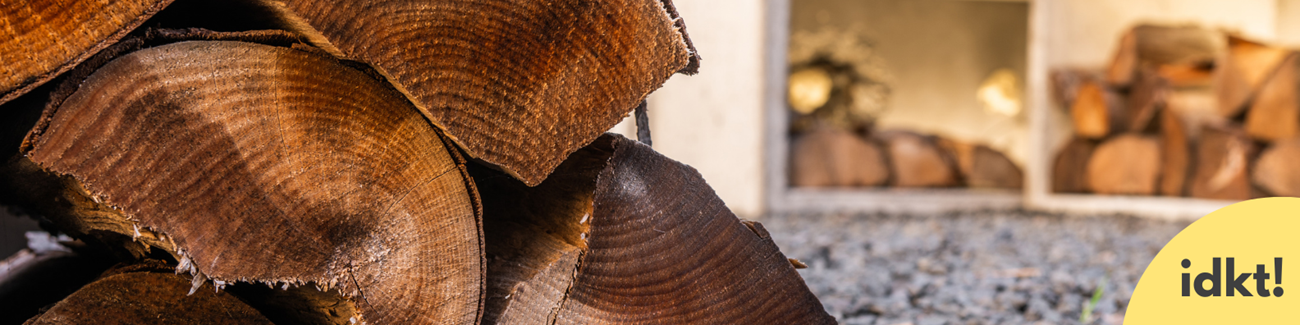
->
xmin=790 ymin=127 xmax=1024 ymax=190
xmin=1051 ymin=24 xmax=1300 ymax=200
xmin=0 ymin=0 xmax=834 ymax=324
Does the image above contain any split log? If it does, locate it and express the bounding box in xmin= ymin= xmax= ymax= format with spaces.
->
xmin=1052 ymin=137 xmax=1095 ymax=193
xmin=1245 ymin=53 xmax=1300 ymax=141
xmin=1106 ymin=25 xmax=1223 ymax=87
xmin=1165 ymin=85 xmax=1223 ymax=132
xmin=1215 ymin=35 xmax=1291 ymax=119
xmin=1252 ymin=138 xmax=1300 ymax=197
xmin=25 ymin=260 xmax=272 ymax=324
xmin=472 ymin=134 xmax=834 ymax=324
xmin=1159 ymin=108 xmax=1192 ymax=196
xmin=250 ymin=0 xmax=700 ymax=185
xmin=1190 ymin=125 xmax=1255 ymax=200
xmin=1070 ymin=80 xmax=1126 ymax=138
xmin=1086 ymin=134 xmax=1161 ymax=195
xmin=9 ymin=39 xmax=483 ymax=324
xmin=877 ymin=131 xmax=959 ymax=187
xmin=790 ymin=127 xmax=889 ymax=187
xmin=1126 ymin=68 xmax=1168 ymax=132
xmin=1050 ymin=69 xmax=1099 ymax=107
xmin=0 ymin=0 xmax=174 ymax=105
xmin=938 ymin=139 xmax=1022 ymax=189
xmin=1156 ymin=61 xmax=1214 ymax=87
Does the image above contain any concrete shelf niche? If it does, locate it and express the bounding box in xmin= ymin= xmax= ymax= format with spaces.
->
xmin=766 ymin=0 xmax=1029 ymax=215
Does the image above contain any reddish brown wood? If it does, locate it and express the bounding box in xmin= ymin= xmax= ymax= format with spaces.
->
xmin=1053 ymin=137 xmax=1096 ymax=193
xmin=1245 ymin=53 xmax=1300 ymax=141
xmin=877 ymin=131 xmax=959 ymax=187
xmin=1253 ymin=138 xmax=1300 ymax=197
xmin=24 ymin=260 xmax=273 ymax=324
xmin=1215 ymin=35 xmax=1290 ymax=119
xmin=250 ymin=0 xmax=699 ymax=185
xmin=1190 ymin=125 xmax=1255 ymax=200
xmin=1106 ymin=25 xmax=1222 ymax=87
xmin=790 ymin=127 xmax=889 ymax=187
xmin=1070 ymin=80 xmax=1126 ymax=139
xmin=1127 ymin=68 xmax=1168 ymax=132
xmin=473 ymin=134 xmax=834 ymax=324
xmin=1159 ymin=108 xmax=1192 ymax=197
xmin=0 ymin=0 xmax=175 ymax=105
xmin=938 ymin=138 xmax=1022 ymax=189
xmin=1086 ymin=134 xmax=1161 ymax=195
xmin=15 ymin=40 xmax=483 ymax=324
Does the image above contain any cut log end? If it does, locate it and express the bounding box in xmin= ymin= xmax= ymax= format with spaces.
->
xmin=257 ymin=0 xmax=698 ymax=186
xmin=1086 ymin=134 xmax=1161 ymax=195
xmin=16 ymin=39 xmax=483 ymax=324
xmin=477 ymin=134 xmax=835 ymax=324
xmin=790 ymin=127 xmax=889 ymax=188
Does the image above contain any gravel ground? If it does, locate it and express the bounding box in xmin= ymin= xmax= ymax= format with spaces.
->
xmin=762 ymin=210 xmax=1190 ymax=325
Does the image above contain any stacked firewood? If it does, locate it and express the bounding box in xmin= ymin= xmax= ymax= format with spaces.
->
xmin=0 ymin=0 xmax=835 ymax=324
xmin=1052 ymin=24 xmax=1300 ymax=199
xmin=790 ymin=128 xmax=1024 ymax=190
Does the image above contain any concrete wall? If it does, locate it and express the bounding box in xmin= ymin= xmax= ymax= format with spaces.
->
xmin=608 ymin=0 xmax=769 ymax=217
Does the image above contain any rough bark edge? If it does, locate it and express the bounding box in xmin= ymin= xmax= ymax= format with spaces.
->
xmin=658 ymin=0 xmax=700 ymax=75
xmin=435 ymin=128 xmax=489 ymax=325
xmin=0 ymin=0 xmax=178 ymax=106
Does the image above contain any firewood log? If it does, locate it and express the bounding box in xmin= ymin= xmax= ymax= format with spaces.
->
xmin=7 ymin=36 xmax=483 ymax=324
xmin=1159 ymin=108 xmax=1192 ymax=196
xmin=1070 ymin=80 xmax=1126 ymax=138
xmin=1086 ymin=134 xmax=1161 ymax=195
xmin=790 ymin=127 xmax=889 ymax=187
xmin=24 ymin=260 xmax=273 ymax=324
xmin=1245 ymin=53 xmax=1300 ymax=141
xmin=1251 ymin=138 xmax=1300 ymax=197
xmin=472 ymin=134 xmax=834 ymax=324
xmin=1053 ymin=137 xmax=1096 ymax=193
xmin=1215 ymin=35 xmax=1291 ymax=119
xmin=0 ymin=0 xmax=174 ymax=105
xmin=245 ymin=0 xmax=699 ymax=185
xmin=1190 ymin=124 xmax=1255 ymax=200
xmin=1106 ymin=25 xmax=1223 ymax=87
xmin=1127 ymin=68 xmax=1168 ymax=132
xmin=1156 ymin=61 xmax=1214 ymax=87
xmin=1051 ymin=69 xmax=1099 ymax=107
xmin=877 ymin=131 xmax=959 ymax=187
xmin=1165 ymin=85 xmax=1223 ymax=131
xmin=938 ymin=138 xmax=1022 ymax=189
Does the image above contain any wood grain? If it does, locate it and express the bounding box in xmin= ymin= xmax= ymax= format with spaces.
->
xmin=19 ymin=40 xmax=483 ymax=324
xmin=256 ymin=0 xmax=700 ymax=185
xmin=24 ymin=260 xmax=273 ymax=324
xmin=475 ymin=134 xmax=834 ymax=324
xmin=0 ymin=0 xmax=173 ymax=105
xmin=1087 ymin=134 xmax=1161 ymax=195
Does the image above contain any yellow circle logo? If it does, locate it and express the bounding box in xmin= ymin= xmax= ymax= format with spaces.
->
xmin=1126 ymin=198 xmax=1297 ymax=324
